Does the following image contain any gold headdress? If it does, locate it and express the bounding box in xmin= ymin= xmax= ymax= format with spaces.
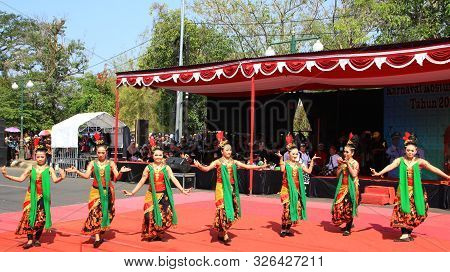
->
xmin=285 ymin=133 xmax=296 ymax=150
xmin=403 ymin=132 xmax=417 ymax=147
xmin=216 ymin=131 xmax=229 ymax=149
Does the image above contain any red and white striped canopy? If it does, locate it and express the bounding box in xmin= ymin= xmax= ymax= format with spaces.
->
xmin=116 ymin=39 xmax=450 ymax=97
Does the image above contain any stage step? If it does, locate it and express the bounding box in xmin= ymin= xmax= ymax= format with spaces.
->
xmin=361 ymin=192 xmax=391 ymax=205
xmin=363 ymin=185 xmax=396 ymax=204
xmin=365 ymin=186 xmax=392 ymax=194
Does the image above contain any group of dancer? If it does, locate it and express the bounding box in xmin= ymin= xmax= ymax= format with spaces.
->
xmin=2 ymin=131 xmax=449 ymax=249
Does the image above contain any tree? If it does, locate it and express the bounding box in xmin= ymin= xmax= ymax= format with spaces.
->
xmin=193 ymin=0 xmax=449 ymax=53
xmin=192 ymin=0 xmax=325 ymax=56
xmin=374 ymin=0 xmax=449 ymax=44
xmin=0 ymin=12 xmax=88 ymax=130
xmin=308 ymin=0 xmax=449 ymax=50
xmin=0 ymin=11 xmax=38 ymax=78
xmin=307 ymin=0 xmax=378 ymax=50
xmin=136 ymin=3 xmax=236 ymax=134
xmin=62 ymin=72 xmax=115 ymax=118
xmin=28 ymin=19 xmax=88 ymax=126
xmin=118 ymin=87 xmax=164 ymax=132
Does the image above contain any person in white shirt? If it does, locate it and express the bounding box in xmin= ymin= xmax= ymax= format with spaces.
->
xmin=299 ymin=143 xmax=311 ymax=166
xmin=326 ymin=146 xmax=341 ymax=175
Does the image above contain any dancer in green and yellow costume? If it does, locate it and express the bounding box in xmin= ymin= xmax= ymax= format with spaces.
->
xmin=123 ymin=142 xmax=191 ymax=242
xmin=277 ymin=133 xmax=319 ymax=237
xmin=371 ymin=133 xmax=450 ymax=242
xmin=331 ymin=133 xmax=360 ymax=236
xmin=194 ymin=131 xmax=267 ymax=245
xmin=66 ymin=139 xmax=131 ymax=248
xmin=1 ymin=145 xmax=66 ymax=249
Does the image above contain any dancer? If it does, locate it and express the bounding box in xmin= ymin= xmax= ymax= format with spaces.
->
xmin=1 ymin=145 xmax=66 ymax=249
xmin=276 ymin=133 xmax=320 ymax=237
xmin=194 ymin=131 xmax=267 ymax=245
xmin=123 ymin=144 xmax=191 ymax=241
xmin=66 ymin=139 xmax=131 ymax=248
xmin=331 ymin=133 xmax=360 ymax=236
xmin=371 ymin=133 xmax=450 ymax=242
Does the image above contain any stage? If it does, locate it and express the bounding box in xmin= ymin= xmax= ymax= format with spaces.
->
xmin=0 ymin=191 xmax=449 ymax=252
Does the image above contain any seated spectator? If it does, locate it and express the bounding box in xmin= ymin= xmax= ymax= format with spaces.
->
xmin=139 ymin=145 xmax=150 ymax=162
xmin=126 ymin=141 xmax=140 ymax=161
xmin=323 ymin=145 xmax=340 ymax=176
xmin=299 ymin=143 xmax=311 ymax=166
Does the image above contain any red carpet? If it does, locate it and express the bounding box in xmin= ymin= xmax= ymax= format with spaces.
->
xmin=1 ymin=191 xmax=449 ymax=252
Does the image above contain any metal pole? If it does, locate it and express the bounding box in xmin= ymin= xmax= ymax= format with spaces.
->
xmin=114 ymin=88 xmax=119 ymax=163
xmin=175 ymin=0 xmax=185 ymax=142
xmin=19 ymin=86 xmax=24 ymax=160
xmin=249 ymin=77 xmax=255 ymax=194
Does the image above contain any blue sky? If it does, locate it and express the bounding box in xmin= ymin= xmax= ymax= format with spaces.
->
xmin=0 ymin=0 xmax=180 ymax=73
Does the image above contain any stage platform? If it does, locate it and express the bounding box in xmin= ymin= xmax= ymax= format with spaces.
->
xmin=1 ymin=191 xmax=449 ymax=252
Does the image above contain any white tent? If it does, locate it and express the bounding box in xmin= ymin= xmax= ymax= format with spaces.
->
xmin=52 ymin=112 xmax=126 ymax=148
xmin=51 ymin=112 xmax=127 ymax=173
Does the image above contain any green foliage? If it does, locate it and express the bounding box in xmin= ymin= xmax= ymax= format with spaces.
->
xmin=1 ymin=1 xmax=448 ymax=134
xmin=308 ymin=0 xmax=449 ymax=50
xmin=27 ymin=19 xmax=88 ymax=125
xmin=192 ymin=0 xmax=318 ymax=56
xmin=0 ymin=12 xmax=88 ymax=130
xmin=0 ymin=11 xmax=38 ymax=77
xmin=119 ymin=87 xmax=164 ymax=132
xmin=63 ymin=73 xmax=115 ymax=118
xmin=374 ymin=0 xmax=449 ymax=44
xmin=137 ymin=4 xmax=236 ymax=133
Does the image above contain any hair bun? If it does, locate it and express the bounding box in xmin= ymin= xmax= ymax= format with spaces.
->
xmin=35 ymin=144 xmax=47 ymax=152
xmin=346 ymin=132 xmax=359 ymax=149
xmin=216 ymin=131 xmax=229 ymax=149
xmin=403 ymin=132 xmax=418 ymax=147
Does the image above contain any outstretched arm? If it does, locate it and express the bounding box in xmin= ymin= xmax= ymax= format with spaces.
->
xmin=110 ymin=161 xmax=131 ymax=181
xmin=66 ymin=162 xmax=93 ymax=179
xmin=50 ymin=167 xmax=66 ymax=183
xmin=276 ymin=151 xmax=286 ymax=172
xmin=194 ymin=159 xmax=217 ymax=172
xmin=235 ymin=160 xmax=267 ymax=170
xmin=1 ymin=166 xmax=31 ymax=183
xmin=421 ymin=159 xmax=450 ymax=180
xmin=166 ymin=166 xmax=191 ymax=195
xmin=123 ymin=167 xmax=149 ymax=196
xmin=371 ymin=158 xmax=400 ymax=177
xmin=302 ymin=154 xmax=320 ymax=174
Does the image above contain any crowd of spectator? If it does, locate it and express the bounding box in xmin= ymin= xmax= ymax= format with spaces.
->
xmin=4 ymin=132 xmax=52 ymax=165
xmin=5 ymin=129 xmax=435 ymax=178
xmin=123 ymin=130 xmax=423 ymax=178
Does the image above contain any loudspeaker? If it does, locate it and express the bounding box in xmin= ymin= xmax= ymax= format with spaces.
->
xmin=0 ymin=146 xmax=7 ymax=166
xmin=135 ymin=119 xmax=148 ymax=147
xmin=166 ymin=157 xmax=191 ymax=173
